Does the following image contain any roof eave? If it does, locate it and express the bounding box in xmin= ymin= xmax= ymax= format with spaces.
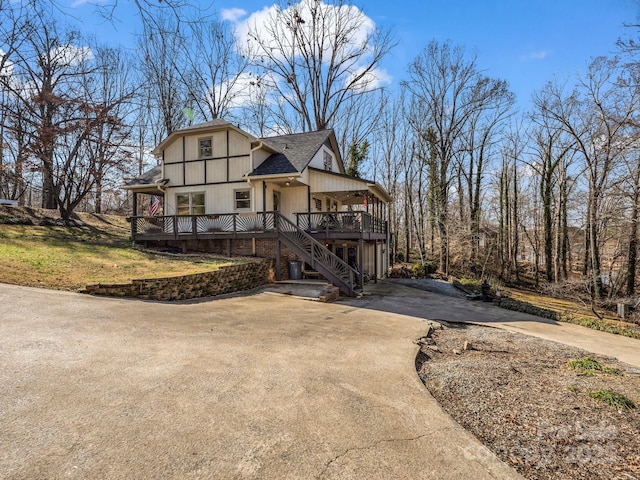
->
xmin=245 ymin=172 xmax=302 ymax=180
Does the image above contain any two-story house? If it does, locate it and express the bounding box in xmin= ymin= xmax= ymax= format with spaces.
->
xmin=123 ymin=119 xmax=391 ymax=296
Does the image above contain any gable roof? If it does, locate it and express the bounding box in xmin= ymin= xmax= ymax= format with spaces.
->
xmin=262 ymin=130 xmax=334 ymax=171
xmin=151 ymin=119 xmax=255 ymax=156
xmin=248 ymin=129 xmax=343 ymax=177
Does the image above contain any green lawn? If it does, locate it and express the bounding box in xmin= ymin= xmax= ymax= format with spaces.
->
xmin=0 ymin=223 xmax=237 ymax=290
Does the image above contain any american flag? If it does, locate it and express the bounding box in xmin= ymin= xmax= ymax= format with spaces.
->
xmin=149 ymin=195 xmax=161 ymax=216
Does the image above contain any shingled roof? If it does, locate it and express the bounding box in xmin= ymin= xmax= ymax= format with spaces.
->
xmin=122 ymin=165 xmax=162 ymax=189
xmin=249 ymin=129 xmax=335 ymax=177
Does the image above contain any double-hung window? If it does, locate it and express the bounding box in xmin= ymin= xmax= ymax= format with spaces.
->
xmin=199 ymin=138 xmax=212 ymax=158
xmin=176 ymin=192 xmax=205 ymax=215
xmin=323 ymin=151 xmax=332 ymax=171
xmin=234 ymin=189 xmax=251 ymax=210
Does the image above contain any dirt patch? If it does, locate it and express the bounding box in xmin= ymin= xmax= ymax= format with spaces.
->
xmin=416 ymin=323 xmax=640 ymax=479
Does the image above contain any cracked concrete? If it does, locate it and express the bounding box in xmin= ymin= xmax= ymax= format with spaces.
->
xmin=1 ymin=282 xmax=520 ymax=479
xmin=317 ymin=433 xmax=433 ymax=479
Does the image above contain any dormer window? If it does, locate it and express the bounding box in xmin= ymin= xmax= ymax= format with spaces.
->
xmin=324 ymin=151 xmax=332 ymax=171
xmin=199 ymin=138 xmax=212 ymax=158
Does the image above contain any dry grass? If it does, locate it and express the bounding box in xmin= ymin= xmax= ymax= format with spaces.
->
xmin=0 ymin=208 xmax=238 ymax=291
xmin=506 ymin=288 xmax=620 ymax=322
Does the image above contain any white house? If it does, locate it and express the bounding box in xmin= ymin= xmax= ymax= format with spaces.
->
xmin=123 ymin=119 xmax=391 ymax=295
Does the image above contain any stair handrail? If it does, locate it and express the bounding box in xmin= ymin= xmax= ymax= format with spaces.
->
xmin=275 ymin=212 xmax=357 ymax=295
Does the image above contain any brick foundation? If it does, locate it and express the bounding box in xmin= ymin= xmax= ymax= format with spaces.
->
xmin=143 ymin=237 xmax=299 ymax=280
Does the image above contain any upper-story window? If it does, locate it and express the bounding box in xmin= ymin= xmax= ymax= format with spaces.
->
xmin=323 ymin=151 xmax=332 ymax=171
xmin=199 ymin=138 xmax=212 ymax=158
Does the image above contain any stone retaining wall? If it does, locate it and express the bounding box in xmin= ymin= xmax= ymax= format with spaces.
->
xmin=83 ymin=259 xmax=275 ymax=301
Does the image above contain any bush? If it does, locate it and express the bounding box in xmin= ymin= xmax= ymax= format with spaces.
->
xmin=412 ymin=261 xmax=425 ymax=277
xmin=568 ymin=357 xmax=620 ymax=375
xmin=589 ymin=389 xmax=635 ymax=409
xmin=424 ymin=261 xmax=438 ymax=274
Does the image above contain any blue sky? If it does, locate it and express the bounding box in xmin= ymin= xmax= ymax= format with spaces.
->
xmin=70 ymin=0 xmax=638 ymax=110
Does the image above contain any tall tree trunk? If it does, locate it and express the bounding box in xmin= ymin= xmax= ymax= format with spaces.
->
xmin=626 ymin=168 xmax=640 ymax=296
xmin=542 ymin=171 xmax=554 ymax=283
xmin=589 ymin=190 xmax=603 ymax=299
xmin=438 ymin=177 xmax=448 ymax=274
xmin=511 ymin=160 xmax=520 ymax=282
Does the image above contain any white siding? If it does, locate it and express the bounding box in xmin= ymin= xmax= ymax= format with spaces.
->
xmin=164 ymin=140 xmax=182 ymax=164
xmin=165 ymin=163 xmax=184 ymax=186
xmin=211 ymin=131 xmax=228 ymax=158
xmin=229 ymin=155 xmax=251 ymax=181
xmin=308 ymin=145 xmax=339 ymax=172
xmin=280 ymin=186 xmax=307 ymax=219
xmin=309 ymin=169 xmax=367 ymax=194
xmin=206 ymin=159 xmax=227 ymax=183
xmin=185 ymin=161 xmax=205 ymax=185
xmin=229 ymin=130 xmax=250 ymax=156
xmin=164 ymin=183 xmax=255 ymax=215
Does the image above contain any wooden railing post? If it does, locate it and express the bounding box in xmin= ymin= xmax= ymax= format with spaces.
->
xmin=131 ymin=216 xmax=137 ymax=239
xmin=172 ymin=215 xmax=178 ymax=240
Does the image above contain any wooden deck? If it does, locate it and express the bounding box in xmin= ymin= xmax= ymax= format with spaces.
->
xmin=130 ymin=211 xmax=388 ymax=242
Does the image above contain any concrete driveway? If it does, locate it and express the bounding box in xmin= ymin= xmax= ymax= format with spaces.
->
xmin=0 ymin=282 xmax=519 ymax=479
xmin=353 ymin=280 xmax=640 ymax=370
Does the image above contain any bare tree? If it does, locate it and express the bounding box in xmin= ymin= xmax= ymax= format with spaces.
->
xmin=539 ymin=58 xmax=640 ymax=299
xmin=245 ymin=0 xmax=394 ymax=150
xmin=529 ymin=89 xmax=577 ymax=282
xmin=178 ymin=17 xmax=250 ymax=122
xmin=84 ymin=47 xmax=136 ymax=213
xmin=403 ymin=40 xmax=514 ymax=274
xmin=138 ymin=14 xmax=189 ymax=139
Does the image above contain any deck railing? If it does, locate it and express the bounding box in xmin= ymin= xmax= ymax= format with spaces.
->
xmin=295 ymin=211 xmax=387 ymax=235
xmin=131 ymin=212 xmax=277 ymax=239
xmin=130 ymin=211 xmax=386 ymax=240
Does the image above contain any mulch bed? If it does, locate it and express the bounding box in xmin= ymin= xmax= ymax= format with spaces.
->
xmin=416 ymin=322 xmax=640 ymax=480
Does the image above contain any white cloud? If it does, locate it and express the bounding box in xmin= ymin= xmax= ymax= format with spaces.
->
xmin=221 ymin=8 xmax=247 ymax=23
xmin=231 ymin=1 xmax=378 ymax=65
xmin=70 ymin=0 xmax=110 ymax=8
xmin=51 ymin=45 xmax=94 ymax=67
xmin=346 ymin=67 xmax=392 ymax=92
xmin=0 ymin=49 xmax=14 ymax=78
xmin=524 ymin=50 xmax=548 ymax=61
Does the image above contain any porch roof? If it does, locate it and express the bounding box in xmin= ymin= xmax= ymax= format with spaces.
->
xmin=308 ymin=167 xmax=392 ymax=203
xmin=122 ymin=165 xmax=163 ymax=192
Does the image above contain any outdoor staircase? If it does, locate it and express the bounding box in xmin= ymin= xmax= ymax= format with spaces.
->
xmin=275 ymin=213 xmax=358 ymax=296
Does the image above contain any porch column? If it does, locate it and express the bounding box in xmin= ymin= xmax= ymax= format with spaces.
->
xmin=359 ymin=237 xmax=364 ymax=289
xmin=276 ymin=239 xmax=282 ymax=281
xmin=374 ymin=241 xmax=378 ymax=283
xmin=131 ymin=192 xmax=138 ymax=247
xmin=263 ymin=181 xmax=267 ymax=212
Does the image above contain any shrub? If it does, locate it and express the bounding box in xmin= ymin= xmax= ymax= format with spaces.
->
xmin=424 ymin=260 xmax=438 ymax=274
xmin=589 ymin=389 xmax=635 ymax=409
xmin=568 ymin=357 xmax=620 ymax=375
xmin=412 ymin=261 xmax=426 ymax=277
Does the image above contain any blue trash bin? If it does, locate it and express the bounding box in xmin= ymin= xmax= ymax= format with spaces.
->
xmin=288 ymin=260 xmax=303 ymax=280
